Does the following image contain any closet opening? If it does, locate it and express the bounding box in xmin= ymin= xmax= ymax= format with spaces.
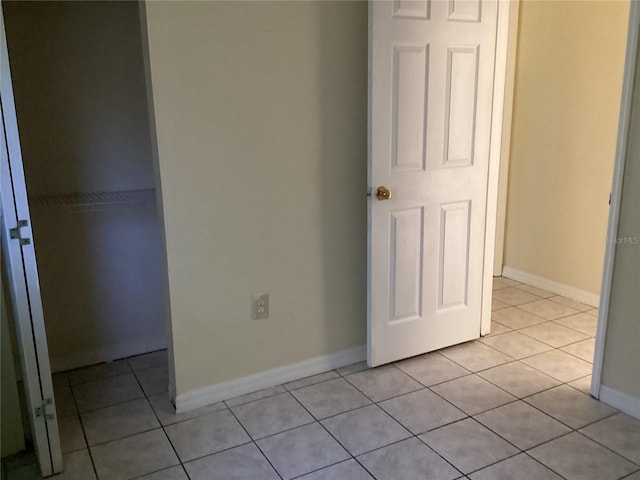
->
xmin=2 ymin=0 xmax=172 ymax=457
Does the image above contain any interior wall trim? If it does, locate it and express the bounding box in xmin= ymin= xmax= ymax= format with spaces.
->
xmin=599 ymin=385 xmax=640 ymax=420
xmin=501 ymin=266 xmax=600 ymax=307
xmin=175 ymin=346 xmax=366 ymax=413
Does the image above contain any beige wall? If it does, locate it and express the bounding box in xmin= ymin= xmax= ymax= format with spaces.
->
xmin=503 ymin=1 xmax=628 ymax=295
xmin=601 ymin=29 xmax=640 ymax=402
xmin=144 ymin=1 xmax=367 ymax=394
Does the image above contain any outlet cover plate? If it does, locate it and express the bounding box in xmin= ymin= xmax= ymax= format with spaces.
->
xmin=253 ymin=294 xmax=269 ymax=320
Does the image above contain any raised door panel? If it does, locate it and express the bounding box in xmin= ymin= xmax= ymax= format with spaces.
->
xmin=392 ymin=45 xmax=429 ymax=172
xmin=389 ymin=207 xmax=424 ymax=322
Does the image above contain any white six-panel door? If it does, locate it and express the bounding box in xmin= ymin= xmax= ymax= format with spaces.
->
xmin=368 ymin=0 xmax=499 ymax=366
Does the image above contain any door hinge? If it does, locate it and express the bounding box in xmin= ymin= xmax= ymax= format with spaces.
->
xmin=35 ymin=398 xmax=55 ymax=421
xmin=9 ymin=219 xmax=31 ymax=245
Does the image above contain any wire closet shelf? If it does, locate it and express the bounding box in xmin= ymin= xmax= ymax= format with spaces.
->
xmin=29 ymin=189 xmax=156 ymax=214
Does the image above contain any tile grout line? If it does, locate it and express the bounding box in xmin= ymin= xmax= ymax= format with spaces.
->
xmin=224 ymin=405 xmax=284 ymax=480
xmin=288 ymin=370 xmax=468 ymax=479
xmin=129 ymin=357 xmax=188 ymax=480
xmin=49 ymin=285 xmax=627 ymax=480
xmin=573 ymin=428 xmax=640 ymax=467
xmin=68 ymin=372 xmax=100 ymax=480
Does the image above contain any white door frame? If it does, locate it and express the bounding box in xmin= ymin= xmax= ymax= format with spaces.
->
xmin=491 ymin=0 xmax=520 ymax=278
xmin=138 ymin=1 xmax=177 ymax=402
xmin=480 ymin=0 xmax=516 ymax=335
xmin=591 ymin=0 xmax=640 ymax=399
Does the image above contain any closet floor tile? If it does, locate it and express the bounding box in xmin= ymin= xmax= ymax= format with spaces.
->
xmin=72 ymin=373 xmax=144 ymax=413
xmin=67 ymin=360 xmax=132 ymax=386
xmin=128 ymin=350 xmax=168 ymax=372
xmin=135 ymin=365 xmax=169 ymax=396
xmin=81 ymin=398 xmax=160 ymax=446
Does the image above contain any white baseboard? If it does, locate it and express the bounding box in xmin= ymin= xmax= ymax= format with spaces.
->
xmin=175 ymin=345 xmax=366 ymax=413
xmin=50 ymin=336 xmax=168 ymax=373
xmin=599 ymin=385 xmax=640 ymax=419
xmin=501 ymin=267 xmax=600 ymax=307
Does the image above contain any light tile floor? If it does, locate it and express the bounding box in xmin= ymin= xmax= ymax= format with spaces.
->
xmin=3 ymin=278 xmax=640 ymax=480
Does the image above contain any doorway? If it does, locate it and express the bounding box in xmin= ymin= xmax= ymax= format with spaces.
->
xmin=2 ymin=0 xmax=171 ymax=472
xmin=491 ymin=1 xmax=629 ymax=391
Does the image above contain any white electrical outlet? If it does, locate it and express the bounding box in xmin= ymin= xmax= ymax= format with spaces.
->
xmin=253 ymin=293 xmax=269 ymax=320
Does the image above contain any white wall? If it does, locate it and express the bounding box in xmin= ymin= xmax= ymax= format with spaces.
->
xmin=144 ymin=1 xmax=368 ymax=395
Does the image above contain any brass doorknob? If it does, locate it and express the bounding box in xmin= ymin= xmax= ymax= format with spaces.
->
xmin=376 ymin=186 xmax=392 ymax=201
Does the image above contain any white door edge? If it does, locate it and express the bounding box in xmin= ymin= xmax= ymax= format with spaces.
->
xmin=491 ymin=0 xmax=520 ymax=278
xmin=481 ymin=0 xmax=515 ymax=336
xmin=591 ymin=0 xmax=640 ymax=399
